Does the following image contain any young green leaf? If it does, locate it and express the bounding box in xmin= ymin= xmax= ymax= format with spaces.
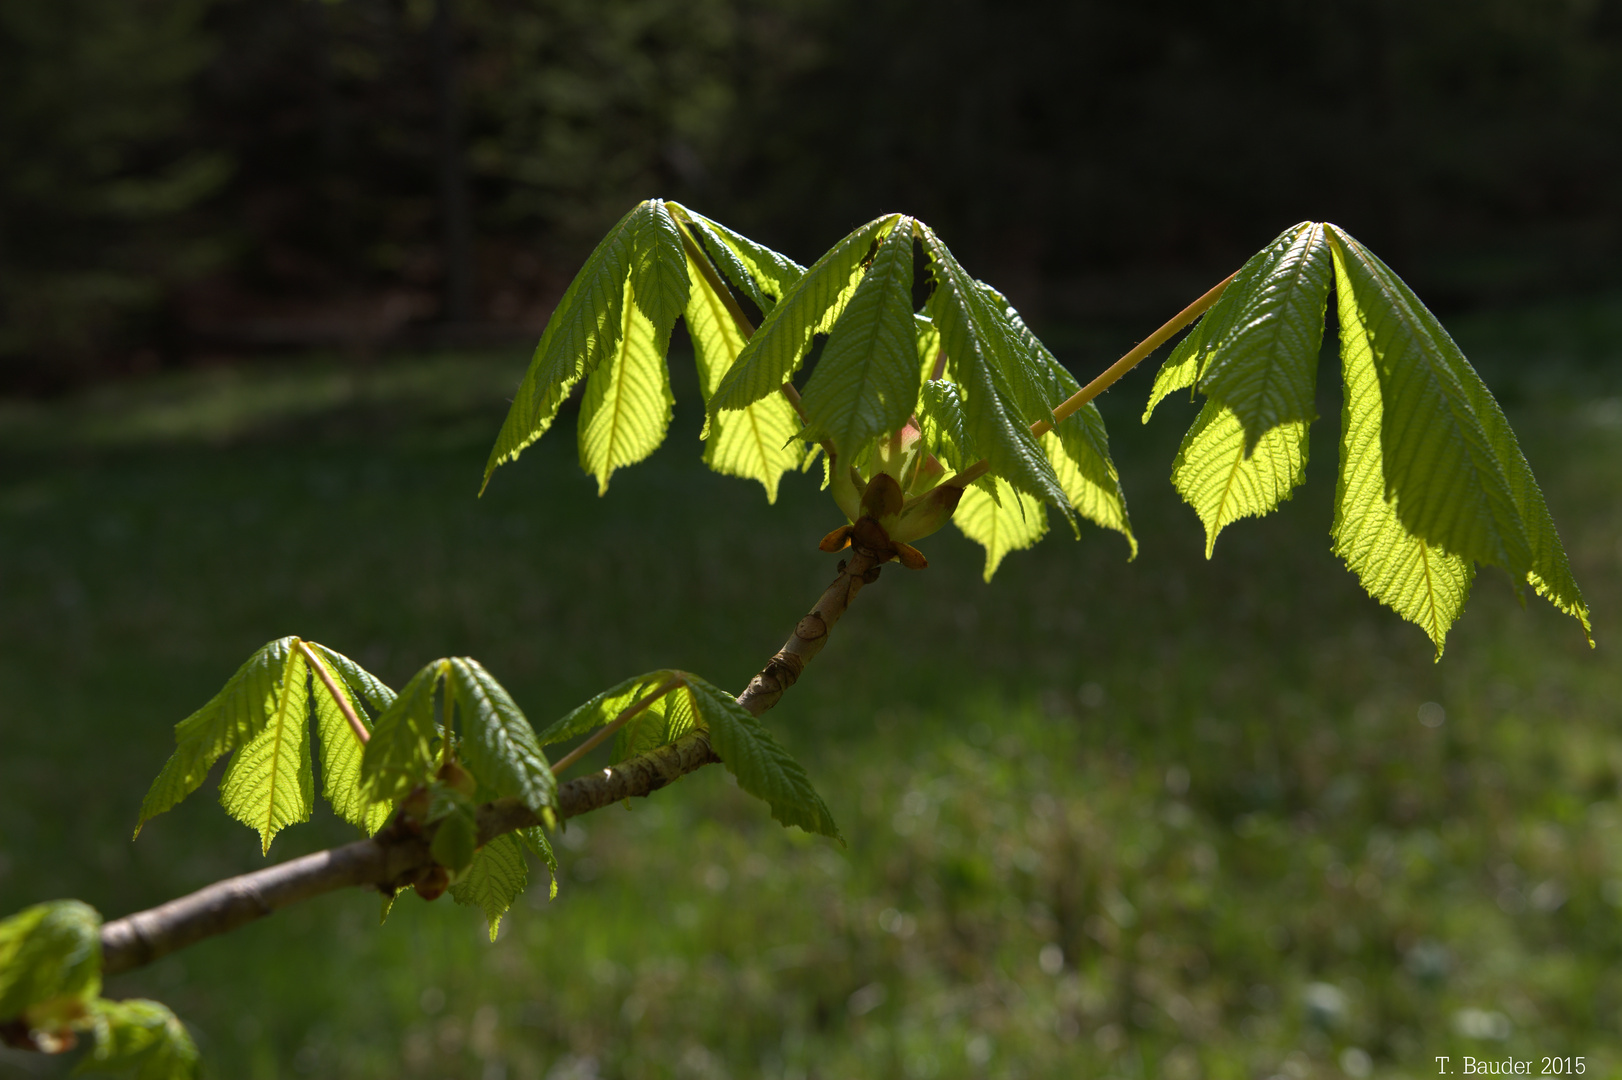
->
xmin=671 ymin=204 xmax=805 ymax=315
xmin=1142 ymin=318 xmax=1209 ymax=424
xmin=483 ymin=202 xmax=644 ymax=490
xmin=576 ymin=203 xmax=691 ymax=494
xmin=920 ymin=225 xmax=1070 ymax=513
xmin=0 ymin=900 xmax=101 ymax=1026
xmin=536 ymin=669 xmax=681 ymax=747
xmin=520 ymin=827 xmax=560 ymax=900
xmin=308 ymin=668 xmax=392 ymax=836
xmin=684 ymin=249 xmax=805 ymax=501
xmin=1171 ymin=399 xmax=1309 ymax=558
xmin=954 ymin=475 xmax=1049 ymax=581
xmin=449 ymin=834 xmax=529 ymax=941
xmin=985 ymin=295 xmax=1136 ymax=554
xmin=1328 ymin=226 xmax=1590 ymax=641
xmin=682 ymin=675 xmax=841 ymax=840
xmin=709 ymin=214 xmax=897 ymax=414
xmin=800 ymin=217 xmax=922 ymax=458
xmin=447 ymin=658 xmax=556 ymax=814
xmin=1196 ymin=222 xmax=1333 ymax=450
xmin=80 ymin=998 xmax=200 ymax=1080
xmin=218 ymin=645 xmax=314 ymax=855
xmin=305 ymin=641 xmax=397 ymax=715
xmin=615 ymin=683 xmax=697 ymax=763
xmin=1332 ymin=295 xmax=1474 ymax=654
xmin=136 ymin=637 xmax=295 ymax=838
xmin=917 ymin=380 xmax=971 ymax=471
xmin=1045 ymin=424 xmax=1137 ymax=559
xmin=361 ymin=660 xmax=446 ymax=803
xmin=427 ymin=788 xmax=478 ymax=873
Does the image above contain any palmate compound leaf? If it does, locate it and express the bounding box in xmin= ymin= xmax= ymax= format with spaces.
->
xmin=0 ymin=900 xmax=101 ymax=1026
xmin=708 ymin=213 xmax=899 ymax=415
xmin=137 ymin=638 xmax=394 ymax=853
xmin=538 ymin=670 xmax=840 ymax=840
xmin=81 ymin=998 xmax=200 ymax=1080
xmin=1327 ymin=225 xmax=1591 ymax=645
xmin=1142 ymin=221 xmax=1588 ymax=650
xmin=682 ymin=245 xmax=806 ymax=501
xmin=799 ymin=216 xmax=922 ymax=460
xmin=449 ymin=833 xmax=529 ymax=942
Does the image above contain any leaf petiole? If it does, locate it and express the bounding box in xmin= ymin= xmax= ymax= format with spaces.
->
xmin=550 ymin=677 xmax=683 ymax=777
xmin=944 ymin=269 xmax=1240 ymax=492
xmin=295 ymin=640 xmax=369 ymax=746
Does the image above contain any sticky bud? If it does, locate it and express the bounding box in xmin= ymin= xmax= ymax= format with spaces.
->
xmin=887 ymin=484 xmax=964 ymax=543
xmin=894 ymin=542 xmax=928 ymax=570
xmin=437 ymin=761 xmax=477 ymax=797
xmin=819 ymin=525 xmax=854 ymax=552
xmin=414 ymin=866 xmax=450 ymax=902
xmin=860 ymin=472 xmax=904 ymax=521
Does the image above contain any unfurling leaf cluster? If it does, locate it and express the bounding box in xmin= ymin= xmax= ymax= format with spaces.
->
xmin=484 ymin=199 xmax=1135 ymax=579
xmin=1144 ymin=221 xmax=1590 ymax=655
xmin=0 ymin=901 xmax=198 ymax=1078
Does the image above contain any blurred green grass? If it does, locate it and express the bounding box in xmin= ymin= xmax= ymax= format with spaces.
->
xmin=0 ymin=302 xmax=1619 ymax=1079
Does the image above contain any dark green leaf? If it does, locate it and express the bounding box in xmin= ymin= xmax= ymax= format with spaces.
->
xmin=449 ymin=834 xmax=529 ymax=941
xmin=361 ymin=660 xmax=445 ymax=803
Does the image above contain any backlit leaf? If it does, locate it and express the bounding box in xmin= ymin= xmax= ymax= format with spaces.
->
xmin=1197 ymin=222 xmax=1333 ymax=450
xmin=800 ymin=217 xmax=921 ymax=457
xmin=1171 ymin=399 xmax=1308 ymax=558
xmin=710 ymin=214 xmax=897 ymax=414
xmin=307 ymin=660 xmax=392 ymax=836
xmin=218 ymin=646 xmax=313 ymax=854
xmin=536 ymin=669 xmax=681 ymax=747
xmin=1332 ymin=289 xmax=1473 ymax=655
xmin=921 ymin=226 xmax=1069 ymax=513
xmin=953 ymin=475 xmax=1048 ymax=581
xmin=136 ymin=637 xmax=294 ymax=838
xmin=1328 ymin=225 xmax=1590 ymax=641
xmin=484 ymin=202 xmax=643 ymax=489
xmin=685 ymin=250 xmax=805 ymax=501
xmin=673 ymin=204 xmax=805 ymax=314
xmin=449 ymin=834 xmax=529 ymax=941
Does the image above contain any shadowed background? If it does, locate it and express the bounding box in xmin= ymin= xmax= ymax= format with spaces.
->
xmin=2 ymin=2 xmax=1622 ymax=1078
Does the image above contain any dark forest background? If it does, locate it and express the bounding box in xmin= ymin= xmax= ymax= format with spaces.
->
xmin=3 ymin=0 xmax=1620 ymax=391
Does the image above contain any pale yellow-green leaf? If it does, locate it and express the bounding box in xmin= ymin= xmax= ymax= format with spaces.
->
xmin=577 ymin=277 xmax=675 ymax=495
xmin=1333 ymin=297 xmax=1474 ymax=656
xmin=1045 ymin=431 xmax=1137 ymax=558
xmin=310 ymin=672 xmax=391 ymax=836
xmin=219 ymin=647 xmax=313 ymax=855
xmin=685 ymin=252 xmax=804 ymax=501
xmin=954 ymin=475 xmax=1048 ymax=581
xmin=1171 ymin=399 xmax=1308 ymax=558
